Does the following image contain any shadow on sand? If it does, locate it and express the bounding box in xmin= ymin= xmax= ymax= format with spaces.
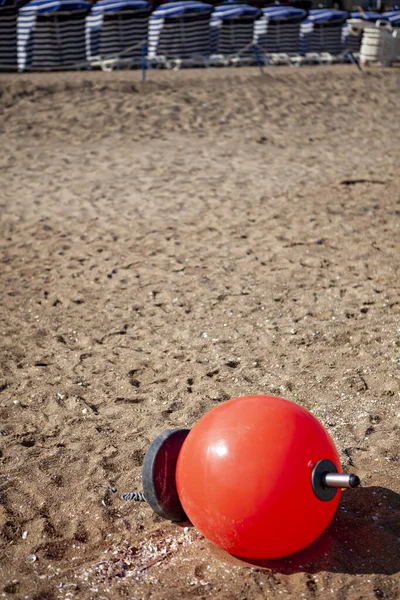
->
xmin=211 ymin=486 xmax=400 ymax=576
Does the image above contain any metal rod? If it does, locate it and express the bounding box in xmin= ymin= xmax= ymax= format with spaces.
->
xmin=141 ymin=42 xmax=147 ymax=82
xmin=322 ymin=473 xmax=360 ymax=489
xmin=252 ymin=44 xmax=264 ymax=75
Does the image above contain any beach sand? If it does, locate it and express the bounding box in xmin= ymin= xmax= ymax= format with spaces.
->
xmin=0 ymin=65 xmax=399 ymax=599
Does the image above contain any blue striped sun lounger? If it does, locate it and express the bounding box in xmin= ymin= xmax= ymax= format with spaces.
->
xmin=86 ymin=0 xmax=151 ymax=62
xmin=18 ymin=0 xmax=90 ymax=71
xmin=0 ymin=0 xmax=18 ymax=70
xmin=148 ymin=1 xmax=214 ymax=63
xmin=381 ymin=10 xmax=400 ymax=26
xmin=253 ymin=6 xmax=306 ymax=56
xmin=210 ymin=2 xmax=261 ymax=58
xmin=300 ymin=9 xmax=348 ymax=56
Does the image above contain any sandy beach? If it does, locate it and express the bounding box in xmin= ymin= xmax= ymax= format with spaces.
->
xmin=0 ymin=65 xmax=399 ymax=599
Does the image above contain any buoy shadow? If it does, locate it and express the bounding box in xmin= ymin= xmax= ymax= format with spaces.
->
xmin=212 ymin=486 xmax=400 ymax=576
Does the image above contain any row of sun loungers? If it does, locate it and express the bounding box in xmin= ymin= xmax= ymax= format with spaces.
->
xmin=1 ymin=0 xmax=399 ymax=72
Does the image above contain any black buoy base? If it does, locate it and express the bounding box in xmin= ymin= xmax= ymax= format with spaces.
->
xmin=311 ymin=459 xmax=338 ymax=502
xmin=142 ymin=428 xmax=190 ymax=522
xmin=312 ymin=459 xmax=361 ymax=501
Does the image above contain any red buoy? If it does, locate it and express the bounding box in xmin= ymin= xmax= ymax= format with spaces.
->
xmin=175 ymin=395 xmax=343 ymax=559
xmin=136 ymin=394 xmax=360 ymax=561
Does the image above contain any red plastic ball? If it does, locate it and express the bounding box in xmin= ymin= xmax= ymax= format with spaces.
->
xmin=176 ymin=395 xmax=341 ymax=559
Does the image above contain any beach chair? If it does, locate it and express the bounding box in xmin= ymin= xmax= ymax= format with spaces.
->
xmin=17 ymin=0 xmax=90 ymax=71
xmin=209 ymin=2 xmax=261 ymax=65
xmin=253 ymin=5 xmax=306 ymax=63
xmin=148 ymin=1 xmax=214 ymax=67
xmin=0 ymin=1 xmax=18 ymax=70
xmin=300 ymin=9 xmax=348 ymax=61
xmin=86 ymin=0 xmax=151 ymax=68
xmin=343 ymin=11 xmax=381 ymax=54
xmin=359 ymin=11 xmax=400 ymax=66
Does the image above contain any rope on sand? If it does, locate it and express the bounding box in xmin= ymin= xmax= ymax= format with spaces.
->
xmin=120 ymin=491 xmax=147 ymax=502
xmin=100 ymin=483 xmax=147 ymax=503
